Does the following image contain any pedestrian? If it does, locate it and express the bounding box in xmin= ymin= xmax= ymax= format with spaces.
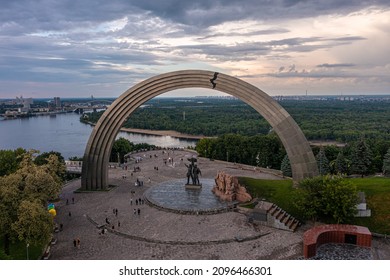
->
xmin=60 ymin=223 xmax=63 ymax=231
xmin=133 ymin=209 xmax=136 ymax=215
xmin=115 ymin=208 xmax=118 ymax=216
xmin=76 ymin=238 xmax=80 ymax=249
xmin=72 ymin=197 xmax=75 ymax=204
xmin=130 ymin=198 xmax=132 ymax=205
xmin=118 ymin=221 xmax=120 ymax=228
xmin=66 ymin=199 xmax=69 ymax=205
xmin=73 ymin=239 xmax=77 ymax=248
xmin=105 ymin=217 xmax=110 ymax=224
xmin=136 ymin=200 xmax=138 ymax=206
xmin=68 ymin=211 xmax=71 ymax=217
xmin=112 ymin=225 xmax=115 ymax=230
xmin=137 ymin=208 xmax=140 ymax=215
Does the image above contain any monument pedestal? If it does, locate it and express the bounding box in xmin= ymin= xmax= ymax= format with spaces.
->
xmin=185 ymin=184 xmax=202 ymax=190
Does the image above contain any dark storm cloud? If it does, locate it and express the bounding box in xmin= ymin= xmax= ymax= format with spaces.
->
xmin=2 ymin=0 xmax=389 ymax=34
xmin=1 ymin=0 xmax=389 ymax=97
xmin=0 ymin=1 xmax=138 ymax=32
xmin=131 ymin=0 xmax=390 ymax=27
xmin=171 ymin=34 xmax=366 ymax=62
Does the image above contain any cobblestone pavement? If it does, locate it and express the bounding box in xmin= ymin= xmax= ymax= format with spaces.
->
xmin=49 ymin=149 xmax=390 ymax=260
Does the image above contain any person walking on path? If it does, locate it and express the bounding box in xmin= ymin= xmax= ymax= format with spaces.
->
xmin=137 ymin=208 xmax=140 ymax=215
xmin=73 ymin=239 xmax=77 ymax=248
xmin=76 ymin=238 xmax=80 ymax=249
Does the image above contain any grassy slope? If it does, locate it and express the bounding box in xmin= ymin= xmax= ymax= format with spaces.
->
xmin=240 ymin=176 xmax=390 ymax=235
xmin=350 ymin=177 xmax=390 ymax=234
xmin=238 ymin=177 xmax=300 ymax=217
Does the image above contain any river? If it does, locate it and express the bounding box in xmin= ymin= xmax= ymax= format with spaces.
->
xmin=0 ymin=113 xmax=197 ymax=159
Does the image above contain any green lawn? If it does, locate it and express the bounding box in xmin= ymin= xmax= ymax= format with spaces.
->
xmin=238 ymin=177 xmax=301 ymax=217
xmin=350 ymin=177 xmax=390 ymax=234
xmin=239 ymin=176 xmax=390 ymax=235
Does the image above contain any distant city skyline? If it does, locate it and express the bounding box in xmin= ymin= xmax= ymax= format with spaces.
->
xmin=1 ymin=1 xmax=389 ymax=98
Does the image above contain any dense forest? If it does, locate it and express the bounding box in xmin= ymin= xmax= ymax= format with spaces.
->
xmin=81 ymin=96 xmax=390 ymax=175
xmin=82 ymin=97 xmax=390 ymax=142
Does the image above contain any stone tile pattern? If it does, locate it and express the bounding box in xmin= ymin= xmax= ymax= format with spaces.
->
xmin=48 ymin=150 xmax=390 ymax=260
xmin=50 ymin=149 xmax=306 ymax=260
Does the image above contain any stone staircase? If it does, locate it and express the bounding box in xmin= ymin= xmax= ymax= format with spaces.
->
xmin=248 ymin=201 xmax=301 ymax=232
xmin=267 ymin=203 xmax=301 ymax=232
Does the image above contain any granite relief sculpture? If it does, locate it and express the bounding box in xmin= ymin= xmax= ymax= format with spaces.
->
xmin=212 ymin=171 xmax=252 ymax=202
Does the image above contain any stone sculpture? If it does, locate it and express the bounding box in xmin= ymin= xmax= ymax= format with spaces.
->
xmin=212 ymin=171 xmax=252 ymax=202
xmin=185 ymin=157 xmax=202 ymax=187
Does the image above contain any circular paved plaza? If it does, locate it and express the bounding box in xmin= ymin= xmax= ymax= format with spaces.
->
xmin=144 ymin=178 xmax=237 ymax=213
xmin=49 ymin=149 xmax=390 ymax=260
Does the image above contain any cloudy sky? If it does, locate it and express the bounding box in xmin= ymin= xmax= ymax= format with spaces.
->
xmin=1 ymin=0 xmax=389 ymax=98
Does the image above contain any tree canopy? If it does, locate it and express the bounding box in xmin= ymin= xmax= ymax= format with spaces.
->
xmin=294 ymin=175 xmax=359 ymax=223
xmin=0 ymin=149 xmax=65 ymax=257
xmin=110 ymin=137 xmax=156 ymax=164
xmin=350 ymin=137 xmax=372 ymax=177
xmin=82 ymin=97 xmax=390 ymax=176
xmin=196 ymin=133 xmax=285 ymax=169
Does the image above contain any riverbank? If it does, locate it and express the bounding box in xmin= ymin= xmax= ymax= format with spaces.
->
xmin=82 ymin=119 xmax=208 ymax=140
xmin=120 ymin=127 xmax=208 ymax=140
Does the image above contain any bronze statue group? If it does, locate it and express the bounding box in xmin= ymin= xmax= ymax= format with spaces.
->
xmin=185 ymin=157 xmax=202 ymax=185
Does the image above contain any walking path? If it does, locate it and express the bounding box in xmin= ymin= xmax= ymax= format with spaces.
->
xmin=49 ymin=149 xmax=390 ymax=260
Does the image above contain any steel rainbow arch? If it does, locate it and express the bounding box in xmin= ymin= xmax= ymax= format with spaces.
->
xmin=81 ymin=70 xmax=318 ymax=190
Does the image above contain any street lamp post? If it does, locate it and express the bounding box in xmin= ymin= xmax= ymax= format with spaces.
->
xmin=26 ymin=243 xmax=29 ymax=260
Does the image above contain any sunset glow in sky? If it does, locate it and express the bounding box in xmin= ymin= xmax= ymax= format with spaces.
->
xmin=1 ymin=0 xmax=389 ymax=98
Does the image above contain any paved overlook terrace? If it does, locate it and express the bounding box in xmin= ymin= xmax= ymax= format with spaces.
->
xmin=50 ymin=149 xmax=390 ymax=260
